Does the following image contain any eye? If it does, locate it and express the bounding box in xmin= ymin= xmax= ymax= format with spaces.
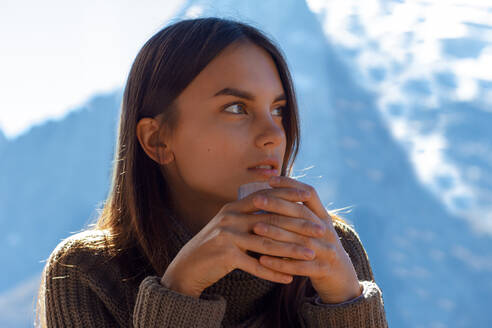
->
xmin=272 ymin=106 xmax=286 ymax=117
xmin=223 ymin=102 xmax=246 ymax=115
xmin=222 ymin=102 xmax=286 ymax=117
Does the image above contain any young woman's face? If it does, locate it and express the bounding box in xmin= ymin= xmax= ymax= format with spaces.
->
xmin=163 ymin=40 xmax=287 ymax=203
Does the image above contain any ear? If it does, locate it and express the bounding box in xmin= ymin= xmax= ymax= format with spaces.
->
xmin=136 ymin=117 xmax=174 ymax=165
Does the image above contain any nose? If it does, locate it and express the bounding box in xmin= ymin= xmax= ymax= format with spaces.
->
xmin=254 ymin=113 xmax=286 ymax=149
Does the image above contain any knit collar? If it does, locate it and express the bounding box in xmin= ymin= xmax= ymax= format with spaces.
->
xmin=167 ymin=213 xmax=278 ymax=326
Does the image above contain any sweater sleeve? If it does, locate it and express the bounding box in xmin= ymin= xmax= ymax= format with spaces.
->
xmin=297 ymin=222 xmax=388 ymax=328
xmin=133 ymin=276 xmax=226 ymax=327
xmin=41 ymin=234 xmax=227 ymax=328
xmin=42 ymin=243 xmax=124 ymax=327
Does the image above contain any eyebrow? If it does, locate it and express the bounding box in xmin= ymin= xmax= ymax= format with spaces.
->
xmin=213 ymin=87 xmax=286 ymax=103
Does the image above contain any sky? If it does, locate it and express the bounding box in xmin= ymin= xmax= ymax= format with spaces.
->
xmin=0 ymin=0 xmax=184 ymax=140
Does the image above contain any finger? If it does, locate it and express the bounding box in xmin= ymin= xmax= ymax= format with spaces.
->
xmin=253 ymin=192 xmax=323 ymax=226
xmin=227 ymin=186 xmax=312 ymax=214
xmin=255 ymin=187 xmax=312 ymax=204
xmin=234 ymin=249 xmax=294 ymax=284
xmin=268 ymin=176 xmax=333 ymax=222
xmin=253 ymin=222 xmax=321 ymax=250
xmin=233 ymin=230 xmax=316 ymax=261
xmin=251 ymin=213 xmax=325 ymax=238
xmin=258 ymin=255 xmax=317 ymax=277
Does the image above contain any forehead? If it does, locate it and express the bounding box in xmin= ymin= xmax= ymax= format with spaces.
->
xmin=183 ymin=41 xmax=285 ymax=98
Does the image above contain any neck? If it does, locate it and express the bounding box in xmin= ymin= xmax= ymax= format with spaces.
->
xmin=161 ymin=164 xmax=232 ymax=235
xmin=166 ymin=183 xmax=225 ymax=236
xmin=172 ymin=194 xmax=223 ymax=236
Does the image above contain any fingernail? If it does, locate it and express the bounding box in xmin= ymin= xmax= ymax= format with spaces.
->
xmin=269 ymin=176 xmax=280 ymax=184
xmin=255 ymin=195 xmax=267 ymax=205
xmin=302 ymin=190 xmax=311 ymax=197
xmin=314 ymin=224 xmax=325 ymax=235
xmin=303 ymin=248 xmax=315 ymax=258
xmin=255 ymin=223 xmax=268 ymax=233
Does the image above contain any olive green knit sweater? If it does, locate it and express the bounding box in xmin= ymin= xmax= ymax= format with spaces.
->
xmin=39 ymin=218 xmax=388 ymax=327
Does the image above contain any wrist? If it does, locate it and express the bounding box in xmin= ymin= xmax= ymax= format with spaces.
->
xmin=318 ymin=282 xmax=363 ymax=304
xmin=160 ymin=274 xmax=202 ymax=299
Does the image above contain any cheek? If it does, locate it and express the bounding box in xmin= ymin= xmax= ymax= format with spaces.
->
xmin=192 ymin=123 xmax=246 ymax=156
xmin=176 ymin=128 xmax=247 ymax=184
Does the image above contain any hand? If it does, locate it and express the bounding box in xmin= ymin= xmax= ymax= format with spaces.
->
xmin=160 ymin=186 xmax=325 ymax=298
xmin=251 ymin=176 xmax=363 ymax=304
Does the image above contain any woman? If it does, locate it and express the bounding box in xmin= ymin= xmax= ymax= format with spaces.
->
xmin=36 ymin=17 xmax=388 ymax=327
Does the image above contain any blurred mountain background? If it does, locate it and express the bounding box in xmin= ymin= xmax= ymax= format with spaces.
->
xmin=1 ymin=0 xmax=491 ymax=327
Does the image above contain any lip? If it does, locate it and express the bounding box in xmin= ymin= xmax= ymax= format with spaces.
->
xmin=247 ymin=167 xmax=279 ymax=177
xmin=248 ymin=158 xmax=280 ymax=171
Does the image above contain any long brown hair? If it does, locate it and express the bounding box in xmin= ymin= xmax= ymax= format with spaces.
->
xmin=39 ymin=17 xmax=347 ymax=327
